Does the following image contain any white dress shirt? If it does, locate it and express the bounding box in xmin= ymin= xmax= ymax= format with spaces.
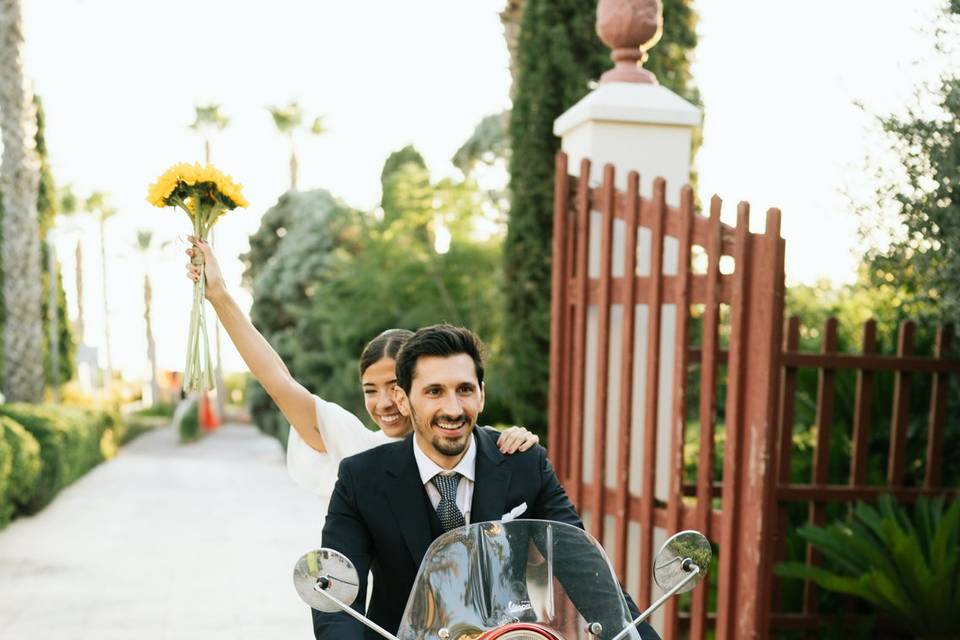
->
xmin=412 ymin=432 xmax=476 ymax=525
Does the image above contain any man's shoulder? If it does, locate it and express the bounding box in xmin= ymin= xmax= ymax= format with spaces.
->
xmin=474 ymin=426 xmax=547 ymax=465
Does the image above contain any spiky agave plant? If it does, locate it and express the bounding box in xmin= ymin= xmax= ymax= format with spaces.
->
xmin=776 ymin=495 xmax=960 ymax=638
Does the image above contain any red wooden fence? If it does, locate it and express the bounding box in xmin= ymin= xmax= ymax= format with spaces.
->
xmin=547 ymin=151 xmax=960 ymax=639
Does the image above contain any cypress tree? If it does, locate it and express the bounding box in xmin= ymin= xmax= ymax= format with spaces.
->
xmin=504 ymin=0 xmax=700 ymax=435
xmin=35 ymin=97 xmax=75 ymax=387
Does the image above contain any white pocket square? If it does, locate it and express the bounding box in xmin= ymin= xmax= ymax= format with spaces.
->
xmin=501 ymin=502 xmax=527 ymax=522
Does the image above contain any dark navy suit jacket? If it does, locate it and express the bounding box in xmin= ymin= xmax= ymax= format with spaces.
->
xmin=313 ymin=427 xmax=659 ymax=640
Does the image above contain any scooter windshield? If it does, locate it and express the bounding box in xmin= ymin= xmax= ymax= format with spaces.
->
xmin=397 ymin=519 xmax=639 ymax=640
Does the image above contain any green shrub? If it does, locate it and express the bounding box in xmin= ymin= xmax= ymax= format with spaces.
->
xmin=0 ymin=431 xmax=10 ymax=526
xmin=178 ymin=399 xmax=200 ymax=443
xmin=776 ymin=495 xmax=960 ymax=638
xmin=121 ymin=414 xmax=166 ymax=444
xmin=0 ymin=404 xmax=112 ymax=513
xmin=130 ymin=402 xmax=175 ymax=419
xmin=0 ymin=417 xmax=41 ymax=526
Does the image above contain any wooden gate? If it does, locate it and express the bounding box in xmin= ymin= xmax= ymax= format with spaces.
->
xmin=547 ymin=150 xmax=960 ymax=639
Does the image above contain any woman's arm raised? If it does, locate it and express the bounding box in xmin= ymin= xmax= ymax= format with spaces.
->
xmin=187 ymin=237 xmax=326 ymax=453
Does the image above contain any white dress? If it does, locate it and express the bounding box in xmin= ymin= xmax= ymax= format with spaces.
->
xmin=285 ymin=394 xmax=399 ymax=506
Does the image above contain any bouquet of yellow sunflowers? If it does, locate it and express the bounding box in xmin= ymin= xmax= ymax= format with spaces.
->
xmin=147 ymin=163 xmax=248 ymax=392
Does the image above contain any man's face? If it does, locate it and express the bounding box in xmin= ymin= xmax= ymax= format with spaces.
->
xmin=394 ymin=353 xmax=485 ymax=468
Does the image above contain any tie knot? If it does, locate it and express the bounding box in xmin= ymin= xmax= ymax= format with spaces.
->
xmin=431 ymin=472 xmax=461 ymax=501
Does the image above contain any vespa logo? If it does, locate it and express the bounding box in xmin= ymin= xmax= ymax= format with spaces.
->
xmin=496 ymin=599 xmax=534 ymax=625
xmin=506 ymin=600 xmax=533 ymax=615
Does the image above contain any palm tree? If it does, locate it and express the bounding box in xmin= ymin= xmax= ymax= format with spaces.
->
xmin=57 ymin=185 xmax=85 ymax=343
xmin=0 ymin=0 xmax=45 ymax=402
xmin=267 ymin=101 xmax=326 ymax=191
xmin=85 ymin=191 xmax=116 ymax=389
xmin=189 ymin=103 xmax=229 ymax=165
xmin=133 ymin=230 xmax=161 ymax=407
xmin=189 ymin=103 xmax=230 ymax=419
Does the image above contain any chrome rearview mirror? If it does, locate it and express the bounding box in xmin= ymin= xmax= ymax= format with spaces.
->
xmin=612 ymin=530 xmax=712 ymax=640
xmin=293 ymin=549 xmax=399 ymax=640
xmin=293 ymin=548 xmax=360 ymax=612
xmin=653 ymin=530 xmax=712 ymax=594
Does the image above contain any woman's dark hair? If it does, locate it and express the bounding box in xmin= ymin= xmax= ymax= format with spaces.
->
xmin=359 ymin=329 xmax=414 ymax=377
xmin=395 ymin=324 xmax=485 ymax=394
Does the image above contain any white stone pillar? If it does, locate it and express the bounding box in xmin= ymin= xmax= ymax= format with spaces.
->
xmin=552 ymin=1 xmax=701 ymax=617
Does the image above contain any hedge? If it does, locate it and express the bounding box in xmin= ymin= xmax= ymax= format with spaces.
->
xmin=0 ymin=403 xmax=168 ymax=531
xmin=0 ymin=417 xmax=42 ymax=527
xmin=0 ymin=404 xmax=113 ymax=515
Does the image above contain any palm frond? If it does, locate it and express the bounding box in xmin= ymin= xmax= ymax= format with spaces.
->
xmin=776 ymin=495 xmax=960 ymax=637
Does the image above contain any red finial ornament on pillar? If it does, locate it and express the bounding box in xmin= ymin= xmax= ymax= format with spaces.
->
xmin=596 ymin=0 xmax=663 ymax=84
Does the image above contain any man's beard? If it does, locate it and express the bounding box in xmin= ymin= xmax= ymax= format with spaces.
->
xmin=411 ymin=407 xmax=472 ymax=458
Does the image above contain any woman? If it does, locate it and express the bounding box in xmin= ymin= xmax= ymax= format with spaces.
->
xmin=185 ymin=237 xmax=538 ymax=500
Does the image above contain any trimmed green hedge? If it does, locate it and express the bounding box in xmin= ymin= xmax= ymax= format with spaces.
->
xmin=0 ymin=404 xmax=113 ymax=515
xmin=0 ymin=403 xmax=166 ymax=531
xmin=0 ymin=417 xmax=42 ymax=527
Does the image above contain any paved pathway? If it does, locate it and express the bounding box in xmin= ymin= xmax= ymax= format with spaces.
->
xmin=0 ymin=423 xmax=323 ymax=639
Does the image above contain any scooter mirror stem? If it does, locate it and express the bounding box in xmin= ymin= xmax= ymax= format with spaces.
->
xmin=311 ymin=577 xmax=400 ymax=640
xmin=610 ymin=563 xmax=702 ymax=640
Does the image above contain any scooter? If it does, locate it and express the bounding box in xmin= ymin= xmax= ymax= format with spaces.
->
xmin=293 ymin=519 xmax=711 ymax=640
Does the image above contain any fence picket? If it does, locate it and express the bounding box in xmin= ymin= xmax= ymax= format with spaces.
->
xmin=925 ymin=325 xmax=953 ymax=488
xmin=772 ymin=316 xmax=800 ymax=613
xmin=613 ymin=171 xmax=642 ymax=579
xmin=567 ymin=158 xmax=592 ymax=505
xmin=803 ymin=318 xmax=839 ymax=613
xmin=589 ymin=165 xmax=617 ymax=538
xmin=850 ymin=320 xmax=878 ymax=485
xmin=691 ymin=195 xmax=722 ymax=640
xmin=715 ymin=202 xmax=752 ymax=640
xmin=888 ymin=321 xmax=916 ymax=485
xmin=637 ymin=178 xmax=667 ymax=609
xmin=662 ymin=185 xmax=695 ymax=640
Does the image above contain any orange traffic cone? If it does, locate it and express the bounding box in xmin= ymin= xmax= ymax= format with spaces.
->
xmin=200 ymin=391 xmax=221 ymax=431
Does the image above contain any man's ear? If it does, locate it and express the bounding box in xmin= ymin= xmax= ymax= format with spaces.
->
xmin=393 ymin=385 xmax=411 ymax=417
xmin=478 ymin=381 xmax=485 ymax=413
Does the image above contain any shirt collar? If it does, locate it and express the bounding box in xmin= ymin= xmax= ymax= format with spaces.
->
xmin=412 ymin=431 xmax=476 ymax=485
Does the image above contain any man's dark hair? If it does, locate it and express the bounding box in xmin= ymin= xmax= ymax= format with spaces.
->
xmin=395 ymin=324 xmax=485 ymax=394
xmin=359 ymin=328 xmax=414 ymax=377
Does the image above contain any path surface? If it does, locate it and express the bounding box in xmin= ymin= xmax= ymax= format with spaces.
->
xmin=0 ymin=423 xmax=323 ymax=639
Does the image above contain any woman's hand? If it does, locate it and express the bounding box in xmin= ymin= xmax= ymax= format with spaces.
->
xmin=186 ymin=236 xmax=226 ymax=303
xmin=497 ymin=426 xmax=540 ymax=454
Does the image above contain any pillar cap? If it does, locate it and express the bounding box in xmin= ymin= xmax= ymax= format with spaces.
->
xmin=554 ymin=82 xmax=701 ymax=137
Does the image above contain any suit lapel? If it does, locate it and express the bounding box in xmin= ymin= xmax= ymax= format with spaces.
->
xmin=383 ymin=436 xmax=434 ymax=567
xmin=471 ymin=428 xmax=511 ymax=523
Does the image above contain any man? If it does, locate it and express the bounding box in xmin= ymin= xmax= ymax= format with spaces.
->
xmin=314 ymin=324 xmax=658 ymax=640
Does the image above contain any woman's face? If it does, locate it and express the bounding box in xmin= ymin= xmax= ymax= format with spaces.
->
xmin=361 ymin=357 xmax=411 ymax=438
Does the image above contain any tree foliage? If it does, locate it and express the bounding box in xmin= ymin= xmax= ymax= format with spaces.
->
xmin=860 ymin=2 xmax=960 ymax=327
xmin=242 ymin=149 xmax=509 ymax=443
xmin=504 ymin=0 xmax=700 ymax=435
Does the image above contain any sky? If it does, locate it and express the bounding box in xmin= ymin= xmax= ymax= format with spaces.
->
xmin=18 ymin=0 xmax=950 ymax=379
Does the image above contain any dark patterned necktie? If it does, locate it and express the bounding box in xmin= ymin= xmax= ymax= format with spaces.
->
xmin=431 ymin=473 xmax=466 ymax=532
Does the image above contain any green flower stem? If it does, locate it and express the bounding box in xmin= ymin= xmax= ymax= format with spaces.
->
xmin=173 ymin=197 xmax=221 ymax=393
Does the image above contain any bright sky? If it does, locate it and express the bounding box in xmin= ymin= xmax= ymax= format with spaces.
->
xmin=19 ymin=0 xmax=948 ymax=379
